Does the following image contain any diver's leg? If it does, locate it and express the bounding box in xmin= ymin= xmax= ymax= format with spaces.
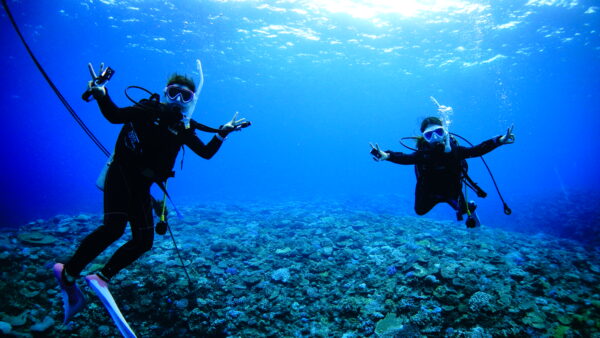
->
xmin=64 ymin=164 xmax=130 ymax=278
xmin=466 ymin=199 xmax=480 ymax=228
xmin=54 ymin=164 xmax=129 ymax=324
xmin=447 ymin=192 xmax=467 ymax=221
xmin=448 ymin=192 xmax=480 ymax=227
xmin=414 ymin=185 xmax=438 ymax=215
xmin=99 ymin=181 xmax=154 ymax=280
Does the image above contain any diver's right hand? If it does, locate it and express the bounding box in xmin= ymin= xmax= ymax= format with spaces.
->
xmin=87 ymin=62 xmax=107 ymax=98
xmin=370 ymin=143 xmax=389 ymax=162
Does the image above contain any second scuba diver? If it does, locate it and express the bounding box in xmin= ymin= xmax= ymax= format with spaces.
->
xmin=53 ymin=59 xmax=249 ymax=330
xmin=370 ymin=103 xmax=515 ymax=228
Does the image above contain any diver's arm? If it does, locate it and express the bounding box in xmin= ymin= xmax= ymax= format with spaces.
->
xmin=183 ymin=132 xmax=224 ymax=160
xmin=458 ymin=137 xmax=502 ymax=158
xmin=95 ymin=89 xmax=143 ymax=124
xmin=387 ymin=151 xmax=422 ymax=165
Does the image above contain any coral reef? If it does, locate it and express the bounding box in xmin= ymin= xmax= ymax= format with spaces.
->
xmin=0 ymin=202 xmax=598 ymax=337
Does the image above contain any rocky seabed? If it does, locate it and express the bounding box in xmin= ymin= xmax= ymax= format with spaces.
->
xmin=1 ymin=201 xmax=599 ymax=337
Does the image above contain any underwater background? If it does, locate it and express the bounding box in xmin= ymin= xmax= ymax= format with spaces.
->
xmin=1 ymin=0 xmax=600 ymax=336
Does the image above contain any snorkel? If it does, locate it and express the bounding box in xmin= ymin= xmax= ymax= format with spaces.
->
xmin=428 ymin=96 xmax=453 ymax=152
xmin=183 ymin=59 xmax=204 ymax=129
xmin=163 ymin=59 xmax=204 ymax=129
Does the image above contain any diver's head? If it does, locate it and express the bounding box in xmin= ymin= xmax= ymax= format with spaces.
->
xmin=421 ymin=116 xmax=449 ymax=148
xmin=163 ymin=74 xmax=197 ymax=126
xmin=164 ymin=74 xmax=196 ymax=106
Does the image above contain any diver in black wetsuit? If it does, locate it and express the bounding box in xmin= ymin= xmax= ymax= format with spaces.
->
xmin=370 ymin=115 xmax=515 ymax=227
xmin=53 ymin=60 xmax=247 ymax=325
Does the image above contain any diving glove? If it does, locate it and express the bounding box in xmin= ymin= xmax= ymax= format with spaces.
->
xmin=370 ymin=143 xmax=389 ymax=162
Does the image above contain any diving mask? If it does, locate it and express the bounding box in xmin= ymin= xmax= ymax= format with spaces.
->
xmin=165 ymin=84 xmax=195 ymax=104
xmin=423 ymin=125 xmax=447 ymax=144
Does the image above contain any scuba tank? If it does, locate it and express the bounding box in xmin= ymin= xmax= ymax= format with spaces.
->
xmin=96 ymin=152 xmax=114 ymax=191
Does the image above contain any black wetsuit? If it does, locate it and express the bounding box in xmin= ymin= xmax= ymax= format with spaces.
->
xmin=387 ymin=136 xmax=502 ymax=218
xmin=65 ymin=90 xmax=224 ymax=280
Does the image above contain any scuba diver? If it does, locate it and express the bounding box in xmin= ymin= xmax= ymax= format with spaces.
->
xmin=52 ymin=59 xmax=248 ymax=330
xmin=370 ymin=103 xmax=515 ymax=228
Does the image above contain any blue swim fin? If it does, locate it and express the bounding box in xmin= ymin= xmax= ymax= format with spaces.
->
xmin=53 ymin=263 xmax=86 ymax=324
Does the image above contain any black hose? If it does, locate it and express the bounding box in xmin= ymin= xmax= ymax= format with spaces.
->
xmin=125 ymin=85 xmax=158 ymax=108
xmin=125 ymin=86 xmax=225 ymax=133
xmin=399 ymin=136 xmax=419 ymax=151
xmin=450 ymin=133 xmax=512 ymax=215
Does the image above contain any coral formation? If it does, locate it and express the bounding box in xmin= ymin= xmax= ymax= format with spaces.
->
xmin=0 ymin=201 xmax=598 ymax=336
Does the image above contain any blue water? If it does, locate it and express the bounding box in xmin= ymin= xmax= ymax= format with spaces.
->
xmin=1 ymin=0 xmax=599 ymax=238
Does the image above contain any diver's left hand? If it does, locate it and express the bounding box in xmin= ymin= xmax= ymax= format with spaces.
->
xmin=218 ymin=112 xmax=248 ymax=137
xmin=499 ymin=125 xmax=515 ymax=144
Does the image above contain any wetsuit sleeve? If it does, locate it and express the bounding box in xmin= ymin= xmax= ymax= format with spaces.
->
xmin=387 ymin=151 xmax=422 ymax=165
xmin=182 ymin=132 xmax=224 ymax=160
xmin=456 ymin=136 xmax=502 ymax=159
xmin=95 ymin=89 xmax=145 ymax=124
